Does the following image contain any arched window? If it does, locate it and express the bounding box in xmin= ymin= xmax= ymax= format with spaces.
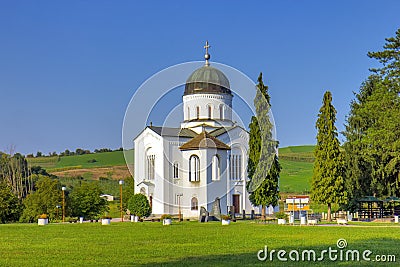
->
xmin=187 ymin=107 xmax=190 ymax=120
xmin=196 ymin=106 xmax=200 ymax=119
xmin=146 ymin=154 xmax=155 ymax=180
xmin=173 ymin=162 xmax=179 ymax=179
xmin=208 ymin=105 xmax=212 ymax=119
xmin=212 ymin=155 xmax=220 ymax=181
xmin=230 ymin=153 xmax=242 ymax=180
xmin=189 ymin=155 xmax=200 ymax=182
xmin=219 ymin=105 xmax=224 ymax=120
xmin=191 ymin=197 xmax=198 ymax=210
xmin=145 ymin=148 xmax=155 ymax=180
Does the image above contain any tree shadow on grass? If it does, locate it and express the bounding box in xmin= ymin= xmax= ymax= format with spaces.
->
xmin=138 ymin=238 xmax=398 ymax=267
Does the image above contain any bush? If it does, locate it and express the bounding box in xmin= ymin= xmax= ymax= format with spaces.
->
xmin=275 ymin=211 xmax=288 ymax=220
xmin=128 ymin=194 xmax=151 ymax=218
xmin=221 ymin=214 xmax=231 ymax=220
xmin=161 ymin=214 xmax=172 ymax=220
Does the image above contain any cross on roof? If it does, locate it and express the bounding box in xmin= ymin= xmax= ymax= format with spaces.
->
xmin=204 ymin=40 xmax=211 ymax=66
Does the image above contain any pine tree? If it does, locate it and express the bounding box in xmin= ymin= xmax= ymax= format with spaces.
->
xmin=311 ymin=91 xmax=346 ymax=221
xmin=247 ymin=73 xmax=281 ymax=220
xmin=343 ymin=28 xmax=400 ymax=204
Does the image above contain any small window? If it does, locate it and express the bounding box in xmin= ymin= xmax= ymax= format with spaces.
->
xmin=173 ymin=162 xmax=179 ymax=179
xmin=189 ymin=155 xmax=200 ymax=182
xmin=187 ymin=107 xmax=190 ymax=120
xmin=208 ymin=105 xmax=212 ymax=119
xmin=196 ymin=106 xmax=200 ymax=119
xmin=146 ymin=155 xmax=155 ymax=180
xmin=191 ymin=197 xmax=198 ymax=210
xmin=219 ymin=105 xmax=224 ymax=120
xmin=212 ymin=155 xmax=220 ymax=181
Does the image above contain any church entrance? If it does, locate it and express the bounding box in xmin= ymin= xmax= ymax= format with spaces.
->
xmin=232 ymin=194 xmax=240 ymax=214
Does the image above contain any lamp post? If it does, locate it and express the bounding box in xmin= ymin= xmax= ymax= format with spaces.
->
xmin=177 ymin=193 xmax=183 ymax=222
xmin=56 ymin=205 xmax=61 ymax=221
xmin=119 ymin=180 xmax=124 ymax=222
xmin=62 ymin=186 xmax=66 ymax=222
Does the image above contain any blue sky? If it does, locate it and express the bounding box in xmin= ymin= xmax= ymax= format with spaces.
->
xmin=0 ymin=1 xmax=399 ymax=155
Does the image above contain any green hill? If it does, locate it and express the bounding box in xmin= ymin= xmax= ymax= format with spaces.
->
xmin=27 ymin=150 xmax=133 ymax=171
xmin=278 ymin=145 xmax=315 ymax=193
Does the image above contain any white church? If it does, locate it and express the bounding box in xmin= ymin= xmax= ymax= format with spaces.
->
xmin=134 ymin=42 xmax=257 ymax=218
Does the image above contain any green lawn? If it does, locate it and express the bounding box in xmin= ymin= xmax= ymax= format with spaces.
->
xmin=0 ymin=222 xmax=398 ymax=266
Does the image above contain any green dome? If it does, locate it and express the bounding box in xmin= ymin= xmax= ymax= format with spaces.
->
xmin=184 ymin=65 xmax=231 ymax=96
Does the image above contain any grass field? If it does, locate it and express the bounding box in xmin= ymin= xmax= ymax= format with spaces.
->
xmin=27 ymin=150 xmax=133 ymax=171
xmin=0 ymin=222 xmax=398 ymax=266
xmin=279 ymin=160 xmax=313 ymax=193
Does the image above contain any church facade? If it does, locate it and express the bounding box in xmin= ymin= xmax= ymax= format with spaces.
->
xmin=134 ymin=44 xmax=255 ymax=217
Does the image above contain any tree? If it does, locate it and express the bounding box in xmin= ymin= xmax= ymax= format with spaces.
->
xmin=311 ymin=91 xmax=346 ymax=221
xmin=247 ymin=73 xmax=281 ymax=220
xmin=20 ymin=176 xmax=62 ymax=222
xmin=69 ymin=182 xmax=109 ymax=219
xmin=343 ymin=28 xmax=400 ymax=204
xmin=122 ymin=176 xmax=135 ymax=211
xmin=0 ymin=152 xmax=33 ymax=199
xmin=368 ymin=28 xmax=400 ymax=79
xmin=128 ymin=194 xmax=151 ymax=218
xmin=0 ymin=182 xmax=22 ymax=223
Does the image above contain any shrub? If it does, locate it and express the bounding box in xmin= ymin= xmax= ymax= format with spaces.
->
xmin=275 ymin=211 xmax=288 ymax=220
xmin=38 ymin=214 xmax=48 ymax=219
xmin=161 ymin=214 xmax=172 ymax=220
xmin=128 ymin=194 xmax=151 ymax=218
xmin=221 ymin=214 xmax=231 ymax=220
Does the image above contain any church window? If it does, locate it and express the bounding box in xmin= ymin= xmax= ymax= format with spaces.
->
xmin=212 ymin=155 xmax=220 ymax=181
xmin=219 ymin=105 xmax=224 ymax=120
xmin=189 ymin=155 xmax=200 ymax=182
xmin=146 ymin=154 xmax=155 ymax=180
xmin=187 ymin=107 xmax=190 ymax=120
xmin=196 ymin=106 xmax=200 ymax=119
xmin=230 ymin=154 xmax=242 ymax=180
xmin=208 ymin=105 xmax=212 ymax=119
xmin=191 ymin=197 xmax=198 ymax=210
xmin=173 ymin=162 xmax=179 ymax=179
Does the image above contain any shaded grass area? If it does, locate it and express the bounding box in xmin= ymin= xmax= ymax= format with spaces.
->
xmin=0 ymin=222 xmax=398 ymax=266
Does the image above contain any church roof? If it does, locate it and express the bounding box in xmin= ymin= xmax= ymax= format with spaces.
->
xmin=184 ymin=65 xmax=231 ymax=96
xmin=184 ymin=41 xmax=232 ymax=96
xmin=148 ymin=126 xmax=197 ymax=138
xmin=179 ymin=131 xmax=230 ymax=151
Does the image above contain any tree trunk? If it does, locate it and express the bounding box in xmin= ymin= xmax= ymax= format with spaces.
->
xmin=261 ymin=205 xmax=265 ymax=220
xmin=327 ymin=203 xmax=332 ymax=222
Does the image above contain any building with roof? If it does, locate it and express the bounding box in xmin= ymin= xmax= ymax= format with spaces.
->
xmin=134 ymin=42 xmax=254 ymax=218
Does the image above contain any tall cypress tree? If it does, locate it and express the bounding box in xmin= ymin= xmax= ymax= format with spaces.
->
xmin=247 ymin=73 xmax=281 ymax=220
xmin=311 ymin=91 xmax=346 ymax=221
